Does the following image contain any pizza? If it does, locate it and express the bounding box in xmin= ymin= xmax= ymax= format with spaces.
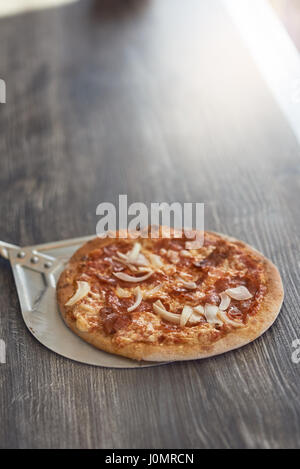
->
xmin=57 ymin=227 xmax=284 ymax=362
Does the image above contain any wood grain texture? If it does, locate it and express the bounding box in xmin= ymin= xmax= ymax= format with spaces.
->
xmin=0 ymin=0 xmax=300 ymax=449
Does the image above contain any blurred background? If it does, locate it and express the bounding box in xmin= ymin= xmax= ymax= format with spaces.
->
xmin=270 ymin=0 xmax=300 ymax=51
xmin=1 ymin=0 xmax=300 ymax=242
xmin=1 ymin=1 xmax=300 ymax=49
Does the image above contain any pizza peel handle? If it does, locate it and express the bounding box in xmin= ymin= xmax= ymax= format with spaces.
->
xmin=0 ymin=240 xmax=58 ymax=273
xmin=0 ymin=239 xmax=161 ymax=368
xmin=0 ymin=241 xmax=20 ymax=259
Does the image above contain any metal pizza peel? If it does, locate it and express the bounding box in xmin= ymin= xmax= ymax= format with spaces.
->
xmin=0 ymin=236 xmax=164 ymax=368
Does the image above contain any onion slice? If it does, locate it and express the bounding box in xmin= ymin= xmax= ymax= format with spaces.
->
xmin=153 ymin=300 xmax=181 ymax=324
xmin=116 ymin=246 xmax=149 ymax=266
xmin=204 ymin=303 xmax=223 ymax=326
xmin=134 ymin=253 xmax=150 ymax=266
xmin=180 ymin=249 xmax=192 ymax=258
xmin=180 ymin=305 xmax=194 ymax=327
xmin=127 ymin=242 xmax=141 ymax=263
xmin=113 ymin=271 xmax=153 ymax=283
xmin=138 ymin=267 xmax=152 ymax=273
xmin=127 ymin=287 xmax=143 ymax=312
xmin=116 ymin=251 xmax=128 ymax=260
xmin=148 ymin=253 xmax=163 ymax=268
xmin=143 ymin=285 xmax=161 ymax=298
xmin=188 ymin=305 xmax=205 ymax=325
xmin=218 ymin=310 xmax=244 ymax=328
xmin=194 ymin=305 xmax=205 ymax=315
xmin=188 ymin=313 xmax=203 ymax=325
xmin=177 ymin=276 xmax=197 ymax=290
xmin=219 ymin=292 xmax=231 ymax=311
xmin=112 ymin=256 xmax=139 ymax=272
xmin=153 ymin=301 xmax=202 ymax=327
xmin=113 ymin=255 xmax=128 ymax=265
xmin=65 ymin=281 xmax=90 ymax=306
xmin=225 ymin=286 xmax=253 ymax=300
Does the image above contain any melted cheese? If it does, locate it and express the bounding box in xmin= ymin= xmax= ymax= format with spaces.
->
xmin=65 ymin=232 xmax=265 ymax=345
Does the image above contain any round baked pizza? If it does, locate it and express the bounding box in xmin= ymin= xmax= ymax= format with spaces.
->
xmin=57 ymin=227 xmax=284 ymax=362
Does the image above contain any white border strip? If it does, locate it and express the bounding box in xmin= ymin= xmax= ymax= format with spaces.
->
xmin=222 ymin=0 xmax=300 ymax=144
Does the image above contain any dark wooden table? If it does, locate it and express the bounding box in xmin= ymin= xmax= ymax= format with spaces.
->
xmin=1 ymin=0 xmax=300 ymax=449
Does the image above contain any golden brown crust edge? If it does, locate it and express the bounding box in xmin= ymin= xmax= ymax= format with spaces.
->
xmin=56 ymin=232 xmax=284 ymax=362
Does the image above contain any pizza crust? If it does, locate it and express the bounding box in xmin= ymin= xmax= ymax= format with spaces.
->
xmin=57 ymin=231 xmax=284 ymax=362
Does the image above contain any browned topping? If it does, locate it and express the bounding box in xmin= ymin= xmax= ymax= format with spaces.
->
xmin=194 ymin=241 xmax=232 ymax=268
xmin=96 ymin=274 xmax=117 ymax=284
xmin=100 ymin=307 xmax=131 ymax=335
